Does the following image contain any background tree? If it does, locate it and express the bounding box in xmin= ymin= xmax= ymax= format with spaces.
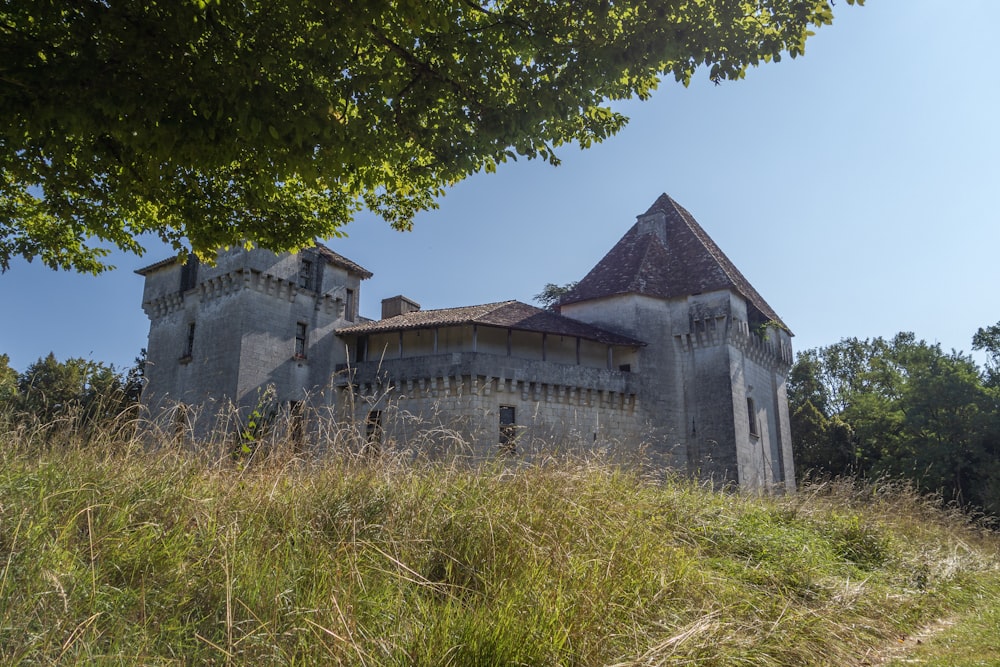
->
xmin=533 ymin=282 xmax=579 ymax=312
xmin=789 ymin=332 xmax=1000 ymax=513
xmin=14 ymin=352 xmax=141 ymax=427
xmin=122 ymin=349 xmax=147 ymax=405
xmin=0 ymin=353 xmax=18 ymax=410
xmin=17 ymin=353 xmax=94 ymax=422
xmin=972 ymin=321 xmax=1000 ymax=388
xmin=1 ymin=0 xmax=861 ymax=272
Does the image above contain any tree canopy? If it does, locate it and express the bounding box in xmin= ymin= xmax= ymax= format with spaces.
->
xmin=789 ymin=330 xmax=1000 ymax=514
xmin=0 ymin=350 xmax=146 ymax=450
xmin=2 ymin=0 xmax=860 ymax=272
xmin=9 ymin=351 xmax=144 ymax=425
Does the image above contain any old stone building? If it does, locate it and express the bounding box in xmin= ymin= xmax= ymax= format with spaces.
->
xmin=138 ymin=194 xmax=795 ymax=490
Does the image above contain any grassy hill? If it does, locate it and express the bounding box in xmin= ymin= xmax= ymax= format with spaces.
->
xmin=1 ymin=420 xmax=998 ymax=665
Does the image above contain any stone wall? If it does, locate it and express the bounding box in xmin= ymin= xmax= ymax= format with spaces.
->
xmin=337 ymin=352 xmax=655 ymax=459
xmin=140 ymin=247 xmax=363 ymax=437
xmin=562 ymin=289 xmax=794 ymax=492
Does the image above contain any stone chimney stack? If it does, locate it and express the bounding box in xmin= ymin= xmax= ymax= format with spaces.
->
xmin=381 ymin=295 xmax=421 ymax=319
xmin=636 ymin=210 xmax=668 ymax=244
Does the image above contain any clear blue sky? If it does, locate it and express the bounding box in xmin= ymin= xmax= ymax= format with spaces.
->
xmin=2 ymin=1 xmax=998 ymax=373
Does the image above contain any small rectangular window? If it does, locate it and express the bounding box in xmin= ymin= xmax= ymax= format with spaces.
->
xmin=499 ymin=405 xmax=517 ymax=453
xmin=298 ymin=258 xmax=313 ymax=290
xmin=618 ymin=363 xmax=631 ymax=372
xmin=294 ymin=322 xmax=307 ymax=358
xmin=365 ymin=410 xmax=383 ymax=456
xmin=345 ymin=289 xmax=355 ymax=321
xmin=179 ymin=255 xmax=199 ymax=293
xmin=181 ymin=322 xmax=196 ymax=360
xmin=747 ymin=397 xmax=759 ymax=438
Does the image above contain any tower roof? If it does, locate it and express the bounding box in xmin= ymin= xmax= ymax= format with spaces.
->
xmin=314 ymin=243 xmax=372 ymax=279
xmin=560 ymin=194 xmax=788 ymax=331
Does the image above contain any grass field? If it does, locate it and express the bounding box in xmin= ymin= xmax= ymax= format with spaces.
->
xmin=1 ymin=415 xmax=998 ymax=665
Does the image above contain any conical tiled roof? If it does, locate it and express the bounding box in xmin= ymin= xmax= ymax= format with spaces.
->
xmin=560 ymin=194 xmax=788 ymax=331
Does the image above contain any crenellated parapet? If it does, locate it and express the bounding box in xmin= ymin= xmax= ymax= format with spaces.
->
xmin=142 ymin=268 xmax=348 ymax=321
xmin=320 ymin=285 xmax=347 ymax=317
xmin=336 ymin=352 xmax=639 ymax=413
xmin=727 ymin=318 xmax=793 ymax=370
xmin=141 ymin=291 xmax=186 ymax=319
xmin=199 ymin=269 xmax=246 ymax=301
xmin=244 ymin=268 xmax=300 ymax=302
xmin=672 ymin=314 xmax=792 ymax=371
xmin=346 ymin=374 xmax=638 ymax=414
xmin=674 ymin=315 xmax=729 ymax=350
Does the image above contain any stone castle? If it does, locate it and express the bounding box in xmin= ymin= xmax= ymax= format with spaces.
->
xmin=138 ymin=194 xmax=795 ymax=491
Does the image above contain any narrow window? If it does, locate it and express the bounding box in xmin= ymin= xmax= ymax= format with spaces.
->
xmin=298 ymin=258 xmax=313 ymax=290
xmin=618 ymin=363 xmax=631 ymax=372
xmin=345 ymin=289 xmax=355 ymax=321
xmin=747 ymin=397 xmax=759 ymax=438
xmin=365 ymin=410 xmax=382 ymax=456
xmin=294 ymin=322 xmax=307 ymax=358
xmin=182 ymin=322 xmax=196 ymax=360
xmin=499 ymin=405 xmax=517 ymax=453
xmin=179 ymin=255 xmax=199 ymax=293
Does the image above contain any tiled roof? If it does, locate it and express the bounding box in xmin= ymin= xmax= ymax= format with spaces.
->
xmin=134 ymin=256 xmax=178 ymax=276
xmin=314 ymin=244 xmax=373 ymax=279
xmin=338 ymin=300 xmax=646 ymax=347
xmin=560 ymin=194 xmax=788 ymax=331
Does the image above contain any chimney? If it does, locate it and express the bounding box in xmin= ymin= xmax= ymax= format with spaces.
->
xmin=381 ymin=295 xmax=421 ymax=319
xmin=636 ymin=210 xmax=668 ymax=244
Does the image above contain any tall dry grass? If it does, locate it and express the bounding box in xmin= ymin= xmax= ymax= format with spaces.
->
xmin=0 ymin=407 xmax=998 ymax=665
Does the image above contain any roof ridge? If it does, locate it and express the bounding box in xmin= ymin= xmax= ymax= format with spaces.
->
xmin=395 ymin=300 xmax=516 ymax=317
xmin=642 ymin=192 xmax=680 ymax=217
xmin=632 ymin=229 xmax=666 ymax=292
xmin=313 ymin=243 xmax=373 ymax=279
xmin=672 ymin=205 xmax=783 ymax=322
xmin=337 ymin=299 xmax=644 ymax=346
xmin=673 ymin=205 xmax=734 ymax=278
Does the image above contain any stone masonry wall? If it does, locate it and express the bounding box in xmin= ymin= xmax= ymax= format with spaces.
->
xmin=140 ymin=248 xmax=363 ymax=438
xmin=338 ymin=352 xmax=650 ymax=459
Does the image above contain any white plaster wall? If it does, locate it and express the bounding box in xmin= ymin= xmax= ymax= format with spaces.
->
xmin=477 ymin=327 xmax=508 ymax=355
xmin=509 ymin=330 xmax=543 ymax=360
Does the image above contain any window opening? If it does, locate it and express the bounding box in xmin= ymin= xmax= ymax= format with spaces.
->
xmin=499 ymin=405 xmax=517 ymax=454
xmin=298 ymin=259 xmax=313 ymax=290
xmin=618 ymin=363 xmax=631 ymax=372
xmin=182 ymin=322 xmax=196 ymax=360
xmin=747 ymin=397 xmax=759 ymax=438
xmin=365 ymin=410 xmax=383 ymax=456
xmin=345 ymin=289 xmax=355 ymax=321
xmin=294 ymin=322 xmax=307 ymax=358
xmin=179 ymin=255 xmax=199 ymax=293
